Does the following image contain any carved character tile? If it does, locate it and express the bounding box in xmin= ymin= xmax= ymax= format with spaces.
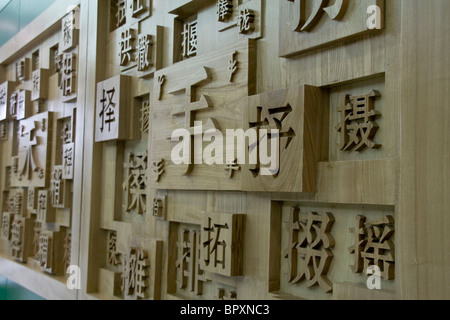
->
xmin=242 ymin=85 xmax=322 ymax=193
xmin=61 ymin=8 xmax=80 ymax=52
xmin=0 ymin=82 xmax=15 ymax=121
xmin=12 ymin=112 xmax=53 ymax=188
xmin=201 ymin=211 xmax=245 ymax=277
xmin=31 ymin=69 xmax=50 ymax=102
xmin=95 ymin=75 xmax=137 ymax=142
xmin=282 ymin=208 xmax=335 ymax=294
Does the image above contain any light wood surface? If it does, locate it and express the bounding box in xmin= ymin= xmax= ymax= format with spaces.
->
xmin=0 ymin=0 xmax=448 ymax=301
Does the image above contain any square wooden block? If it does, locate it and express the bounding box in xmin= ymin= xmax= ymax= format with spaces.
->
xmin=201 ymin=211 xmax=245 ymax=277
xmin=37 ymin=190 xmax=56 ymax=223
xmin=12 ymin=112 xmax=53 ymax=188
xmin=279 ymin=0 xmax=385 ymax=57
xmin=242 ymin=85 xmax=322 ymax=193
xmin=31 ymin=69 xmax=50 ymax=101
xmin=95 ymin=75 xmax=137 ymax=142
xmin=0 ymin=81 xmax=16 ymax=121
xmin=61 ymin=8 xmax=80 ymax=52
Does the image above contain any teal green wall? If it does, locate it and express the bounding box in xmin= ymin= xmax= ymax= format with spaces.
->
xmin=0 ymin=275 xmax=45 ymax=300
xmin=0 ymin=0 xmax=57 ymax=47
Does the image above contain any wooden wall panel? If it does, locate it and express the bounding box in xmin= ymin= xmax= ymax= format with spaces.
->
xmin=0 ymin=0 xmax=448 ymax=301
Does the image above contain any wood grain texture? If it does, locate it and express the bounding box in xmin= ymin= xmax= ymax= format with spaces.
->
xmin=0 ymin=0 xmax=448 ymax=301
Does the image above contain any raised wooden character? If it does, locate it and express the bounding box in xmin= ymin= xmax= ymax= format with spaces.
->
xmin=16 ymin=58 xmax=30 ymax=82
xmin=31 ymin=69 xmax=50 ymax=101
xmin=242 ymin=85 xmax=322 ymax=193
xmin=95 ymin=75 xmax=138 ymax=142
xmin=37 ymin=190 xmax=56 ymax=223
xmin=0 ymin=81 xmax=15 ymax=121
xmin=151 ymin=40 xmax=256 ymax=191
xmin=201 ymin=211 xmax=245 ymax=277
xmin=10 ymin=215 xmax=33 ymax=263
xmin=12 ymin=112 xmax=54 ymax=188
xmin=61 ymin=8 xmax=80 ymax=52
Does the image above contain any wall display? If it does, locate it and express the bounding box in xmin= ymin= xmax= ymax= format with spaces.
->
xmin=0 ymin=3 xmax=80 ymax=297
xmin=0 ymin=0 xmax=448 ymax=302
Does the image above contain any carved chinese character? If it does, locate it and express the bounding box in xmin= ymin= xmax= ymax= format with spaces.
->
xmin=123 ymin=151 xmax=148 ymax=215
xmin=55 ymin=50 xmax=63 ymax=73
xmin=38 ymin=233 xmax=52 ymax=270
xmin=108 ymin=232 xmax=120 ymax=266
xmin=135 ymin=34 xmax=151 ymax=71
xmin=283 ymin=208 xmax=335 ymax=293
xmin=32 ymin=71 xmax=40 ymax=99
xmin=140 ymin=99 xmax=150 ymax=133
xmin=217 ymin=0 xmax=233 ymax=22
xmin=59 ymin=53 xmax=76 ymax=97
xmin=0 ymin=122 xmax=7 ymax=141
xmin=287 ymin=0 xmax=348 ymax=32
xmin=242 ymin=86 xmax=321 ymax=193
xmin=336 ymin=90 xmax=381 ymax=152
xmin=51 ymin=166 xmax=70 ymax=208
xmin=201 ymin=212 xmax=245 ymax=277
xmin=119 ymin=28 xmax=136 ymax=66
xmin=248 ymin=104 xmax=296 ymax=177
xmin=9 ymin=92 xmax=17 ymax=118
xmin=19 ymin=123 xmax=39 ymax=180
xmin=18 ymin=121 xmax=43 ymax=182
xmin=33 ymin=221 xmax=42 ymax=259
xmin=225 ymin=159 xmax=240 ymax=179
xmin=95 ymin=75 xmax=133 ymax=142
xmin=130 ymin=0 xmax=146 ymax=18
xmin=177 ymin=229 xmax=208 ymax=295
xmin=37 ymin=190 xmax=55 ymax=223
xmin=27 ymin=187 xmax=36 ymax=210
xmin=13 ymin=190 xmax=24 ymax=216
xmin=157 ymin=75 xmax=165 ymax=101
xmin=121 ymin=247 xmax=149 ymax=300
xmin=13 ymin=112 xmax=52 ymax=187
xmin=61 ymin=122 xmax=72 ymax=144
xmin=51 ymin=168 xmax=62 ymax=206
xmin=37 ymin=191 xmax=48 ymax=222
xmin=64 ymin=232 xmax=72 ymax=271
xmin=16 ymin=90 xmax=31 ymax=120
xmin=99 ymin=88 xmax=117 ymax=134
xmin=165 ymin=67 xmax=220 ymax=175
xmin=0 ymin=82 xmax=12 ymax=121
xmin=227 ymin=51 xmax=238 ymax=82
xmin=63 ymin=143 xmax=74 ymax=180
xmin=181 ymin=20 xmax=198 ymax=58
xmin=152 ymin=159 xmax=165 ymax=182
xmin=237 ymin=9 xmax=255 ymax=34
xmin=217 ymin=0 xmax=262 ymax=39
xmin=10 ymin=217 xmax=24 ymax=260
xmin=61 ymin=9 xmax=79 ymax=52
xmin=116 ymin=0 xmax=127 ymax=28
xmin=152 ymin=196 xmax=165 ymax=219
xmin=31 ymin=69 xmax=49 ymax=101
xmin=1 ymin=213 xmax=13 ymax=240
xmin=16 ymin=58 xmax=29 ymax=82
xmin=349 ymin=215 xmax=395 ymax=280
